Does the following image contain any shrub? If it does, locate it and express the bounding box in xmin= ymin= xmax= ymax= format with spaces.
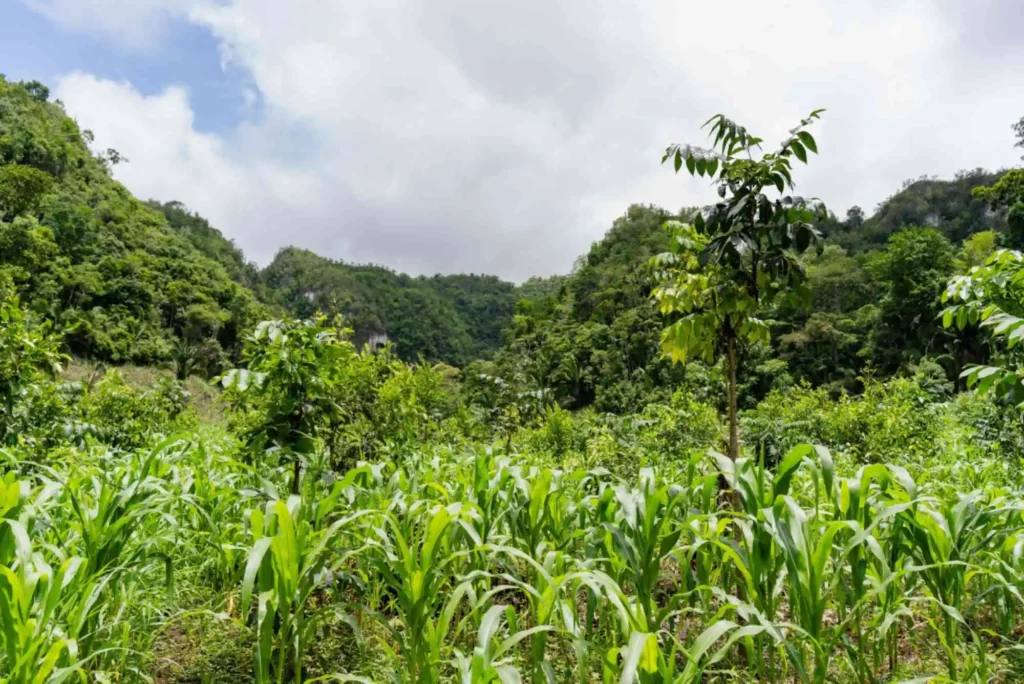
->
xmin=743 ymin=375 xmax=944 ymax=465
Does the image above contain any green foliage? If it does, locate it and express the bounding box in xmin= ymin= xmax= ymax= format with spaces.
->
xmin=498 ymin=205 xmax=687 ymax=414
xmin=973 ymin=169 xmax=1024 ymax=248
xmin=223 ymin=314 xmax=468 ymax=482
xmin=866 ymin=227 xmax=957 ymax=372
xmin=834 ymin=169 xmax=1009 ymax=251
xmin=2 ymin=284 xmax=1024 ymax=682
xmin=654 ymin=110 xmax=827 ymax=459
xmin=260 ymin=247 xmax=517 ymax=366
xmin=743 ymin=374 xmax=943 ymax=466
xmin=149 ymin=200 xmax=262 ymax=291
xmin=0 ymin=76 xmax=264 ymax=369
xmin=0 ymin=288 xmax=65 ymax=443
xmin=6 ymin=75 xmax=1015 ymax=412
xmin=78 ymin=372 xmax=195 ymax=448
xmin=958 ymin=230 xmax=997 ymax=270
xmin=0 ymin=163 xmax=54 ymax=219
xmin=13 ymin=73 xmax=1024 ymax=684
xmin=942 ymin=248 xmax=1024 ymax=401
xmin=221 ymin=316 xmax=356 ymax=492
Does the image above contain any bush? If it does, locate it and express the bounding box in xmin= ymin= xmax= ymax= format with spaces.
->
xmin=80 ymin=371 xmax=194 ymax=447
xmin=829 ymin=376 xmax=941 ymax=463
xmin=742 ymin=384 xmax=834 ymax=466
xmin=635 ymin=390 xmax=721 ymax=461
xmin=743 ymin=375 xmax=944 ymax=465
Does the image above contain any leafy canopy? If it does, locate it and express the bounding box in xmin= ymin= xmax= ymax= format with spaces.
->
xmin=652 ymin=111 xmax=828 ymax=363
xmin=942 ymin=248 xmax=1024 ymax=401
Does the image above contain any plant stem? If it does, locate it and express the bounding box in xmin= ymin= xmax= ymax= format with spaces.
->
xmin=727 ymin=332 xmax=739 ymax=461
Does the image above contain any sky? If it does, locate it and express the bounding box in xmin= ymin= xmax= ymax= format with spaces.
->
xmin=2 ymin=0 xmax=1024 ymax=282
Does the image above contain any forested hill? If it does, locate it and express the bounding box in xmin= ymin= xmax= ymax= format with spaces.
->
xmin=147 ymin=199 xmax=263 ymax=294
xmin=1 ymin=74 xmax=1016 ymax=382
xmin=826 ymin=168 xmax=1007 ymax=251
xmin=0 ymin=76 xmax=263 ymax=371
xmin=0 ymin=75 xmax=519 ymax=369
xmin=261 ymin=247 xmax=517 ymax=366
xmin=490 ymin=168 xmax=1014 ymax=413
xmin=148 ymin=201 xmax=519 ymax=365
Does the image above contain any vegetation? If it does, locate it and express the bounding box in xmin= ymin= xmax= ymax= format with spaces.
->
xmin=7 ymin=74 xmax=1024 ymax=682
xmin=5 ymin=288 xmax=1024 ymax=682
xmin=652 ymin=111 xmax=827 ymax=460
xmin=0 ymin=76 xmax=518 ymax=371
xmin=260 ymin=247 xmax=517 ymax=366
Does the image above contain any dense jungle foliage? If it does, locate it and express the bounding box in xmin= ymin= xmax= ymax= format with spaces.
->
xmin=7 ymin=76 xmax=1024 ymax=682
xmin=0 ymin=75 xmax=518 ymax=370
xmin=260 ymin=248 xmax=517 ymax=367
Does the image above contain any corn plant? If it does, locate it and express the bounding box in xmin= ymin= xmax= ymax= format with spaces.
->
xmin=241 ymin=491 xmax=368 ymax=684
xmin=361 ymin=502 xmax=475 ymax=683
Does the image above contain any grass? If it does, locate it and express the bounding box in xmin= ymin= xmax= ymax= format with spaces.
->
xmin=62 ymin=358 xmax=226 ymax=424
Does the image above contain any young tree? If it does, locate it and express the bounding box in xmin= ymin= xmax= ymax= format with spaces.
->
xmin=865 ymin=227 xmax=956 ymax=372
xmin=0 ymin=289 xmax=66 ymax=443
xmin=220 ymin=315 xmax=355 ymax=493
xmin=942 ymin=248 xmax=1024 ymax=402
xmin=651 ymin=112 xmax=827 ymax=460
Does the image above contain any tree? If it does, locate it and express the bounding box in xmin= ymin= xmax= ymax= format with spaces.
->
xmin=845 ymin=205 xmax=865 ymax=230
xmin=957 ymin=230 xmax=997 ymax=271
xmin=942 ymin=249 xmax=1024 ymax=402
xmin=220 ymin=315 xmax=355 ymax=493
xmin=866 ymin=228 xmax=956 ymax=372
xmin=20 ymin=80 xmax=49 ymax=102
xmin=0 ymin=289 xmax=66 ymax=443
xmin=0 ymin=164 xmax=54 ymax=220
xmin=652 ymin=111 xmax=827 ymax=460
xmin=973 ymin=169 xmax=1024 ymax=248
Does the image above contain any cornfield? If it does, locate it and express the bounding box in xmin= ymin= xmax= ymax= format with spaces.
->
xmin=4 ymin=432 xmax=1024 ymax=682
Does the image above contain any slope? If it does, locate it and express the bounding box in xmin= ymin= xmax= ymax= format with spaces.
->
xmin=0 ymin=76 xmax=262 ymax=370
xmin=260 ymin=247 xmax=517 ymax=365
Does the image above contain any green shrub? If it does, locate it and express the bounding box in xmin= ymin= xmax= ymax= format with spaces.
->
xmin=80 ymin=370 xmax=194 ymax=447
xmin=742 ymin=383 xmax=834 ymax=466
xmin=635 ymin=390 xmax=721 ymax=461
xmin=743 ymin=375 xmax=944 ymax=465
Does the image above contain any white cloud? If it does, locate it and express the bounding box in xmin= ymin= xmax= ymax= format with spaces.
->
xmin=55 ymin=73 xmax=327 ymax=264
xmin=40 ymin=0 xmax=1024 ymax=280
xmin=21 ymin=0 xmax=194 ymax=49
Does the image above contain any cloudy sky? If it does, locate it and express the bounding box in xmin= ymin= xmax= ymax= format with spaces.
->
xmin=2 ymin=0 xmax=1023 ymax=281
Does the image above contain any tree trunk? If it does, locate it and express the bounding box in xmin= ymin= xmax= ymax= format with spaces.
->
xmin=727 ymin=334 xmax=739 ymax=461
xmin=292 ymin=457 xmax=302 ymax=495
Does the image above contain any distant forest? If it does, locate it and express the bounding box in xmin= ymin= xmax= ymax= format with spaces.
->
xmin=1 ymin=74 xmax=1021 ymax=414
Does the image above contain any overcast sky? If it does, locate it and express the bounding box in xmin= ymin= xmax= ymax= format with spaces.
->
xmin=3 ymin=0 xmax=1024 ymax=281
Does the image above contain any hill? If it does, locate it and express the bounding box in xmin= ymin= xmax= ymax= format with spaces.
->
xmin=260 ymin=247 xmax=516 ymax=365
xmin=0 ymin=76 xmax=517 ymax=370
xmin=1 ymin=74 xmax=1015 ymax=381
xmin=496 ymin=169 xmax=1015 ymax=412
xmin=0 ymin=76 xmax=262 ymax=372
xmin=829 ymin=168 xmax=1008 ymax=251
xmin=492 ymin=205 xmax=688 ymax=413
xmin=147 ymin=199 xmax=263 ymax=293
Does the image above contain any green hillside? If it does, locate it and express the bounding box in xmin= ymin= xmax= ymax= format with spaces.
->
xmin=260 ymin=247 xmax=516 ymax=365
xmin=0 ymin=73 xmax=1016 ymax=384
xmin=0 ymin=76 xmax=518 ymax=370
xmin=829 ymin=168 xmax=1008 ymax=251
xmin=0 ymin=76 xmax=263 ymax=371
